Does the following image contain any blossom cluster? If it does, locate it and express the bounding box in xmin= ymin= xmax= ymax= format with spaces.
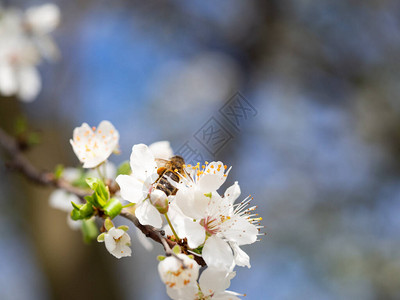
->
xmin=0 ymin=3 xmax=60 ymax=101
xmin=49 ymin=120 xmax=263 ymax=299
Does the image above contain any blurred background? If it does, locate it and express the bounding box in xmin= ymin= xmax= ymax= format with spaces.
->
xmin=1 ymin=0 xmax=400 ymax=299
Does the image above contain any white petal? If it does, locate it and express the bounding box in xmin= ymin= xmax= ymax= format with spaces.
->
xmin=175 ymin=186 xmax=209 ymax=220
xmin=166 ymin=285 xmax=198 ymax=300
xmin=0 ymin=63 xmax=17 ymax=96
xmin=130 ymin=144 xmax=158 ymax=182
xmin=104 ymin=233 xmax=117 ymax=253
xmin=49 ymin=189 xmax=79 ymax=212
xmin=231 ymin=243 xmax=250 ymax=268
xmin=116 ymin=175 xmax=145 ymax=203
xmin=199 ymin=267 xmax=232 ymax=296
xmin=221 ymin=216 xmax=258 ymax=246
xmin=197 ymin=162 xmax=230 ymax=192
xmin=202 ymin=236 xmax=233 ymax=270
xmin=17 ymin=66 xmax=41 ymax=102
xmin=25 ymin=4 xmax=60 ymax=34
xmin=149 ymin=141 xmax=173 ymax=159
xmin=179 ymin=219 xmax=205 ymax=249
xmin=135 ymin=200 xmax=162 ymax=228
xmin=224 ymin=181 xmax=241 ymax=204
xmin=212 ymin=292 xmax=242 ymax=300
xmin=95 ymin=120 xmax=119 ymax=151
xmin=62 ymin=167 xmax=81 ymax=182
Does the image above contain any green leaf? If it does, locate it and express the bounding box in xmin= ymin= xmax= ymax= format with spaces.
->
xmin=54 ymin=164 xmax=64 ymax=180
xmin=172 ymin=245 xmax=181 ymax=255
xmin=104 ymin=218 xmax=114 ymax=231
xmin=117 ymin=225 xmax=129 ymax=232
xmin=79 ymin=202 xmax=94 ymax=218
xmin=157 ymin=255 xmax=166 ymax=261
xmin=70 ymin=202 xmax=94 ymax=220
xmin=71 ymin=201 xmax=82 ymax=210
xmin=85 ymin=177 xmax=109 ymax=207
xmin=190 ymin=245 xmax=204 ymax=255
xmin=117 ymin=161 xmax=131 ymax=176
xmin=204 ymin=192 xmax=212 ymax=198
xmin=70 ymin=208 xmax=82 ymax=220
xmin=103 ymin=198 xmax=123 ymax=219
xmin=81 ymin=219 xmax=99 ymax=244
xmin=97 ymin=232 xmax=105 ymax=242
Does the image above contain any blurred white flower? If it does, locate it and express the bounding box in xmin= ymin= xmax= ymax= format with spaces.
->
xmin=70 ymin=121 xmax=119 ymax=169
xmin=149 ymin=140 xmax=173 ymax=160
xmin=158 ymin=254 xmax=199 ymax=290
xmin=98 ymin=227 xmax=131 ymax=259
xmin=0 ymin=3 xmax=60 ymax=101
xmin=49 ymin=167 xmax=82 ymax=230
xmin=116 ymin=143 xmax=162 ymax=228
xmin=24 ymin=3 xmax=60 ymax=60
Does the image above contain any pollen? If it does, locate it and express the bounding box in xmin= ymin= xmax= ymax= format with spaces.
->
xmin=92 ymin=126 xmax=96 ymax=131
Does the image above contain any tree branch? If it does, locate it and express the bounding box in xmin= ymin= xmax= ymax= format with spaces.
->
xmin=0 ymin=126 xmax=206 ymax=266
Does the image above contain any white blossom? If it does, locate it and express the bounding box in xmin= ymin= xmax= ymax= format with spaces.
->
xmin=158 ymin=254 xmax=200 ymax=290
xmin=0 ymin=3 xmax=59 ymax=101
xmin=175 ymin=161 xmax=231 ymax=220
xmin=70 ymin=121 xmax=119 ymax=169
xmin=174 ymin=175 xmax=261 ymax=270
xmin=116 ymin=143 xmax=163 ymax=228
xmin=99 ymin=227 xmax=131 ymax=259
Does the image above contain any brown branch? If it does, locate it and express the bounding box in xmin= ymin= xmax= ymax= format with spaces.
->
xmin=0 ymin=127 xmax=88 ymax=197
xmin=0 ymin=126 xmax=206 ymax=266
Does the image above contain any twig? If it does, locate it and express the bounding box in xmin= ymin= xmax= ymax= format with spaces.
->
xmin=0 ymin=126 xmax=206 ymax=266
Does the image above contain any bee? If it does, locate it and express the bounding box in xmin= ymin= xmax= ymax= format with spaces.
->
xmin=153 ymin=155 xmax=188 ymax=197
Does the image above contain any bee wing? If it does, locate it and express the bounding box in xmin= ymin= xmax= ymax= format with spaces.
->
xmin=155 ymin=158 xmax=170 ymax=168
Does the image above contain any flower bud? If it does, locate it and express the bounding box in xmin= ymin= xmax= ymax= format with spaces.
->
xmin=150 ymin=189 xmax=169 ymax=214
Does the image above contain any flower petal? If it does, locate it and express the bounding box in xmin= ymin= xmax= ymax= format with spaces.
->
xmin=179 ymin=219 xmax=205 ymax=249
xmin=116 ymin=175 xmax=145 ymax=203
xmin=221 ymin=216 xmax=258 ymax=246
xmin=0 ymin=63 xmax=17 ymax=96
xmin=230 ymin=243 xmax=250 ymax=268
xmin=130 ymin=144 xmax=158 ymax=182
xmin=17 ymin=65 xmax=41 ymax=102
xmin=202 ymin=236 xmax=233 ymax=270
xmin=149 ymin=141 xmax=173 ymax=160
xmin=197 ymin=161 xmax=230 ymax=192
xmin=135 ymin=200 xmax=162 ymax=228
xmin=224 ymin=181 xmax=241 ymax=204
xmin=199 ymin=266 xmax=232 ymax=296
